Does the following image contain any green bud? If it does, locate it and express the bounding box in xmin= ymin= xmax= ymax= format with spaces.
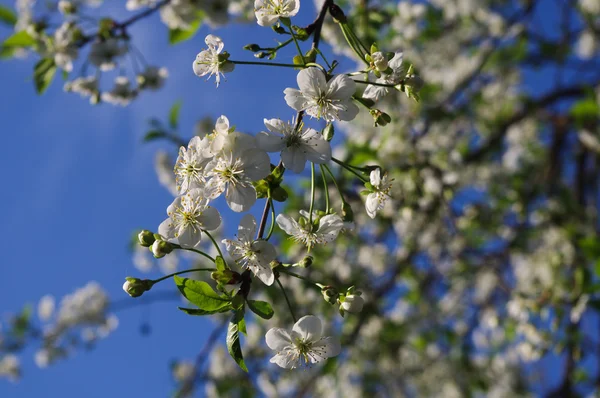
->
xmin=272 ymin=24 xmax=286 ymax=34
xmin=243 ymin=43 xmax=261 ymax=52
xmin=304 ymin=48 xmax=317 ymax=63
xmin=151 ymin=240 xmax=174 ymax=258
xmin=323 ymin=123 xmax=334 ymax=141
xmin=254 ymin=52 xmax=269 ymax=59
xmin=321 ymin=286 xmax=339 ymax=304
xmin=370 ymin=43 xmax=379 ymax=55
xmin=293 ymin=55 xmax=304 ymax=66
xmin=211 ymin=270 xmax=241 ymax=285
xmin=299 ymin=217 xmax=308 ymax=227
xmin=123 ymin=277 xmax=153 ymax=298
xmin=369 ymin=109 xmax=392 ymax=127
xmin=405 ymin=74 xmax=424 ymax=93
xmin=299 ymin=256 xmax=313 ymax=268
xmin=138 ymin=230 xmax=156 ymax=247
xmin=293 ymin=26 xmax=309 ymax=41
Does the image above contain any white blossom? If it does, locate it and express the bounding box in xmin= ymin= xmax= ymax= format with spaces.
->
xmin=64 ymin=76 xmax=99 ymax=103
xmin=276 ymin=211 xmax=344 ymax=249
xmin=174 ymin=136 xmax=212 ymax=194
xmin=265 ymin=315 xmax=341 ymax=369
xmin=126 ymin=0 xmax=159 ymax=10
xmin=137 ymin=66 xmax=168 ymax=90
xmin=256 ymin=118 xmax=331 ymax=173
xmin=365 ymin=169 xmax=392 ymax=218
xmin=284 ymin=68 xmax=359 ymax=122
xmin=193 ymin=34 xmax=234 ymax=87
xmin=223 ymin=214 xmax=277 ymax=285
xmin=158 ymin=188 xmax=221 ymax=248
xmin=38 ymin=295 xmax=55 ymax=321
xmin=254 ymin=0 xmax=300 ymax=27
xmin=363 ymin=52 xmax=406 ymax=102
xmin=101 ymin=77 xmax=138 ymax=106
xmin=341 ymin=294 xmax=364 ymax=313
xmin=0 ymin=355 xmax=20 ymax=382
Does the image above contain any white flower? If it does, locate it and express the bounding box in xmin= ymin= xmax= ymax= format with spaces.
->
xmin=341 ymin=294 xmax=364 ymax=313
xmin=204 ymin=135 xmax=271 ymax=212
xmin=363 ymin=51 xmax=406 ymax=101
xmin=365 ymin=169 xmax=392 ymax=218
xmin=137 ymin=66 xmax=168 ymax=90
xmin=257 ymin=118 xmax=331 ymax=173
xmin=160 ymin=0 xmax=199 ymax=29
xmin=276 ymin=211 xmax=344 ymax=249
xmin=38 ymin=295 xmax=55 ymax=321
xmin=254 ymin=0 xmax=300 ymax=26
xmin=174 ymin=136 xmax=212 ymax=194
xmin=89 ymin=38 xmax=127 ymax=71
xmin=101 ymin=77 xmax=138 ymax=106
xmin=48 ymin=22 xmax=79 ymax=72
xmin=64 ymin=76 xmax=99 ymax=103
xmin=193 ymin=34 xmax=234 ymax=87
xmin=371 ymin=51 xmax=388 ymax=72
xmin=201 ymin=115 xmax=234 ymax=157
xmin=222 ymin=214 xmax=277 ymax=285
xmin=284 ymin=68 xmax=359 ymax=122
xmin=0 ymin=355 xmax=20 ymax=382
xmin=265 ymin=315 xmax=341 ymax=369
xmin=126 ymin=0 xmax=159 ymax=10
xmin=158 ymin=188 xmax=221 ymax=248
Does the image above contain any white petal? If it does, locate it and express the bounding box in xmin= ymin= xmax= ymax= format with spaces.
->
xmin=252 ymin=240 xmax=277 ymax=263
xmin=238 ymin=213 xmax=257 ymax=242
xmin=317 ymin=214 xmax=344 ymax=242
xmin=198 ymin=206 xmax=221 ymax=230
xmin=241 ymin=149 xmax=271 ymax=181
xmin=365 ymin=193 xmax=379 ymax=218
xmin=226 ymin=184 xmax=256 ymax=212
xmin=215 ymin=115 xmax=229 ymax=134
xmin=370 ymin=169 xmax=382 ymax=187
xmin=297 ymin=68 xmax=326 ymax=97
xmin=302 ymin=136 xmax=331 ymax=165
xmin=281 ymin=147 xmax=307 ymax=173
xmin=270 ymin=353 xmax=297 ymax=369
xmin=256 ymin=131 xmax=286 ymax=152
xmin=309 ymin=337 xmax=341 ymax=362
xmin=276 ymin=214 xmax=300 ymax=236
xmin=252 ymin=263 xmax=275 ymax=286
xmin=177 ymin=225 xmax=202 ymax=248
xmin=362 ymin=84 xmax=387 ymax=101
xmin=284 ymin=88 xmax=307 ymax=111
xmin=292 ymin=315 xmax=322 ymax=342
xmin=158 ymin=218 xmax=176 ymax=240
xmin=336 ymin=100 xmax=360 ymax=122
xmin=205 ymin=34 xmax=224 ymax=53
xmin=326 ymin=74 xmax=356 ymax=100
xmin=265 ymin=327 xmax=293 ymax=351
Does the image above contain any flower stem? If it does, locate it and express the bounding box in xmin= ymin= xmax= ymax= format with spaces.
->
xmin=266 ymin=197 xmax=276 ymax=241
xmin=320 ymin=164 xmax=330 ymax=212
xmin=173 ymin=244 xmax=215 ymax=262
xmin=353 ymin=79 xmax=399 ymax=88
xmin=309 ymin=162 xmax=316 ymax=224
xmin=279 ymin=268 xmax=322 ymax=289
xmin=230 ymin=60 xmax=299 ymax=68
xmin=203 ymin=230 xmax=224 ymax=261
xmin=152 ymin=267 xmax=217 ymax=284
xmin=323 ymin=164 xmax=347 ymax=205
xmin=276 ymin=278 xmax=297 ymax=323
xmin=331 ymin=158 xmax=369 ymax=182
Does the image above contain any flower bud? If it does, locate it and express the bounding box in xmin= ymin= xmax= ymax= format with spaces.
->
xmin=323 ymin=123 xmax=334 ymax=141
xmin=211 ymin=269 xmax=241 ymax=285
xmin=321 ymin=286 xmax=338 ymax=304
xmin=369 ymin=109 xmax=392 ymax=127
xmin=138 ymin=230 xmax=156 ymax=247
xmin=294 ymin=256 xmax=313 ymax=268
xmin=151 ymin=240 xmax=173 ymax=258
xmin=123 ymin=277 xmax=153 ymax=298
xmin=405 ymin=74 xmax=424 ymax=93
xmin=272 ymin=25 xmax=286 ymax=34
xmin=243 ymin=43 xmax=261 ymax=52
xmin=58 ymin=1 xmax=77 ymax=14
xmin=340 ymin=294 xmax=364 ymax=313
xmin=254 ymin=51 xmax=269 ymax=59
xmin=372 ymin=52 xmax=388 ymax=72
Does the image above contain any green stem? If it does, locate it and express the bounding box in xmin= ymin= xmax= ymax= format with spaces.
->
xmin=340 ymin=23 xmax=369 ymax=65
xmin=279 ymin=268 xmax=322 ymax=289
xmin=288 ymin=27 xmax=305 ymax=64
xmin=353 ymin=79 xmax=399 ymax=88
xmin=320 ymin=164 xmax=330 ymax=212
xmin=331 ymin=158 xmax=369 ymax=182
xmin=231 ymin=60 xmax=299 ymax=68
xmin=323 ymin=165 xmax=347 ymax=204
xmin=152 ymin=267 xmax=216 ymax=284
xmin=276 ymin=278 xmax=297 ymax=323
xmin=309 ymin=162 xmax=316 ymax=224
xmin=173 ymin=244 xmax=215 ymax=262
xmin=266 ymin=197 xmax=276 ymax=241
xmin=203 ymin=230 xmax=225 ymax=261
xmin=313 ymin=47 xmax=332 ymax=69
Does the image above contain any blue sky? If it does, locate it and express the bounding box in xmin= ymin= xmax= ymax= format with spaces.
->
xmin=0 ymin=1 xmax=325 ymax=396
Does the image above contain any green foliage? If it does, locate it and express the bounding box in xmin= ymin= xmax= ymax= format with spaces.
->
xmin=174 ymin=276 xmax=231 ymax=312
xmin=3 ymin=30 xmax=36 ymax=47
xmin=143 ymin=130 xmax=168 ymax=142
xmin=33 ymin=58 xmax=57 ymax=94
xmin=178 ymin=306 xmax=232 ymax=315
xmin=227 ymin=307 xmax=248 ymax=372
xmin=0 ymin=5 xmax=17 ymax=26
xmin=247 ymin=300 xmax=274 ymax=319
xmin=169 ymin=100 xmax=182 ymax=129
xmin=215 ymin=255 xmax=227 ymax=271
xmin=570 ymin=98 xmax=599 ymax=128
xmin=169 ymin=17 xmax=202 ymax=45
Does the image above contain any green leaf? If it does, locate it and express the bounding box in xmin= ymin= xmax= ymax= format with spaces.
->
xmin=169 ymin=100 xmax=182 ymax=129
xmin=571 ymin=98 xmax=599 ymax=128
xmin=4 ymin=30 xmax=36 ymax=48
xmin=226 ymin=309 xmax=248 ymax=372
xmin=143 ymin=130 xmax=168 ymax=142
xmin=247 ymin=300 xmax=274 ymax=319
xmin=0 ymin=45 xmax=15 ymax=59
xmin=215 ymin=255 xmax=226 ymax=271
xmin=33 ymin=58 xmax=56 ymax=94
xmin=178 ymin=306 xmax=231 ymax=316
xmin=174 ymin=276 xmax=231 ymax=311
xmin=169 ymin=18 xmax=201 ymax=45
xmin=0 ymin=5 xmax=17 ymax=26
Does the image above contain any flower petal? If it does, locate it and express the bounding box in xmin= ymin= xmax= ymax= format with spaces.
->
xmin=265 ymin=327 xmax=293 ymax=351
xmin=238 ymin=213 xmax=257 ymax=242
xmin=281 ymin=147 xmax=307 ymax=174
xmin=226 ymin=184 xmax=257 ymax=212
xmin=292 ymin=315 xmax=322 ymax=342
xmin=198 ymin=206 xmax=221 ymax=231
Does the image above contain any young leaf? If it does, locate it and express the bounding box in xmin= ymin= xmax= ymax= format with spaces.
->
xmin=0 ymin=5 xmax=17 ymax=26
xmin=226 ymin=309 xmax=248 ymax=372
xmin=169 ymin=100 xmax=182 ymax=129
xmin=247 ymin=300 xmax=274 ymax=319
xmin=169 ymin=19 xmax=201 ymax=45
xmin=143 ymin=130 xmax=168 ymax=142
xmin=33 ymin=58 xmax=57 ymax=94
xmin=215 ymin=255 xmax=227 ymax=271
xmin=174 ymin=276 xmax=231 ymax=311
xmin=178 ymin=306 xmax=231 ymax=316
xmin=4 ymin=30 xmax=36 ymax=48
